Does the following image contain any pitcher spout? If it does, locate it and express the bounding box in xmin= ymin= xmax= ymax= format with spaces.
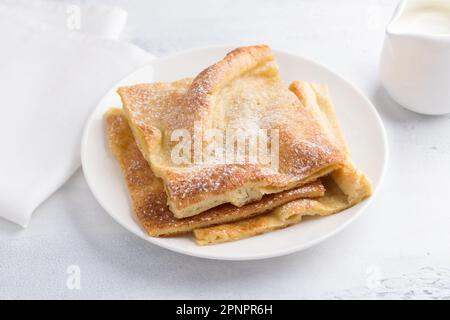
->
xmin=386 ymin=0 xmax=450 ymax=39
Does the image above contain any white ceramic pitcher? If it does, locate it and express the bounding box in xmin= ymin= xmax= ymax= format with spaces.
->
xmin=380 ymin=0 xmax=450 ymax=115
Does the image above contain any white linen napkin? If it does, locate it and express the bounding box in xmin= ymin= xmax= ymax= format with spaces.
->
xmin=0 ymin=0 xmax=128 ymax=39
xmin=0 ymin=1 xmax=155 ymax=227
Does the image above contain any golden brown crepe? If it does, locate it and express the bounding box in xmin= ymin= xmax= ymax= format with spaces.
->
xmin=193 ymin=81 xmax=372 ymax=245
xmin=105 ymin=108 xmax=326 ymax=236
xmin=118 ymin=45 xmax=345 ymax=218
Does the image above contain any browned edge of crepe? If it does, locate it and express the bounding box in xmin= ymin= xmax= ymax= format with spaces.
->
xmin=105 ymin=108 xmax=326 ymax=237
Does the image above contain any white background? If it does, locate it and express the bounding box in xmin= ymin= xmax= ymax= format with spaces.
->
xmin=1 ymin=0 xmax=450 ymax=299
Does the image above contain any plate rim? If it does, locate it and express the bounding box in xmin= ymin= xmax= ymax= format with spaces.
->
xmin=81 ymin=44 xmax=389 ymax=261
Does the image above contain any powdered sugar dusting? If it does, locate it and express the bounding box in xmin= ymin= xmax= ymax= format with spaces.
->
xmin=117 ymin=45 xmax=345 ymax=216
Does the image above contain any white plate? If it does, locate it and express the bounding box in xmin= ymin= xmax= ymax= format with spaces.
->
xmin=81 ymin=46 xmax=388 ymax=261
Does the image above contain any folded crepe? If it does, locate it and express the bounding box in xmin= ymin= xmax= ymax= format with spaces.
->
xmin=118 ymin=45 xmax=345 ymax=218
xmin=105 ymin=108 xmax=326 ymax=236
xmin=193 ymin=81 xmax=372 ymax=245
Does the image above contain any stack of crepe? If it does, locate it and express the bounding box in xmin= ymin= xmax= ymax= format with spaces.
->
xmin=105 ymin=45 xmax=372 ymax=245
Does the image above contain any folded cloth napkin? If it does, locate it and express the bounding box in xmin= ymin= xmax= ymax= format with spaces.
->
xmin=0 ymin=0 xmax=128 ymax=39
xmin=0 ymin=0 xmax=154 ymax=227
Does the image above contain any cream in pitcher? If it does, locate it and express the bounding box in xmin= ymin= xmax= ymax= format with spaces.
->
xmin=380 ymin=0 xmax=450 ymax=115
xmin=390 ymin=1 xmax=450 ymax=35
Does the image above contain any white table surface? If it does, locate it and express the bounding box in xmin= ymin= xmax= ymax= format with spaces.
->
xmin=2 ymin=0 xmax=450 ymax=300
